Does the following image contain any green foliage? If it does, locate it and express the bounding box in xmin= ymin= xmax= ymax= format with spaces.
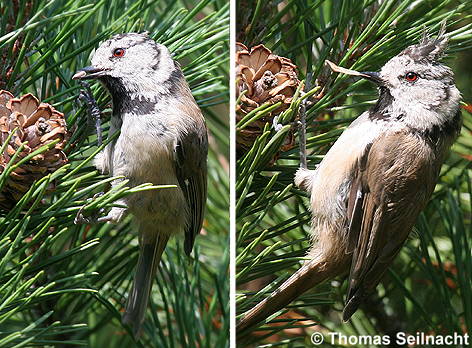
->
xmin=236 ymin=0 xmax=472 ymax=346
xmin=0 ymin=0 xmax=229 ymax=347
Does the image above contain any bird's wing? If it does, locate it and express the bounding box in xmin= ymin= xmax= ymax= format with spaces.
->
xmin=175 ymin=114 xmax=208 ymax=256
xmin=343 ymin=131 xmax=440 ymax=320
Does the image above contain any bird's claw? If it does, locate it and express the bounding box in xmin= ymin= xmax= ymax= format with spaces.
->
xmin=76 ymin=81 xmax=103 ymax=146
xmin=74 ymin=192 xmax=105 ymax=225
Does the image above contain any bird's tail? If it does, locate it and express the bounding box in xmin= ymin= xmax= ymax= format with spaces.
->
xmin=123 ymin=233 xmax=169 ymax=338
xmin=236 ymin=257 xmax=345 ymax=336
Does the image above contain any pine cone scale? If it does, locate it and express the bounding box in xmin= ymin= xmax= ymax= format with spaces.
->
xmin=253 ymin=58 xmax=282 ymax=80
xmin=7 ymin=94 xmax=39 ymax=117
xmin=24 ymin=105 xmax=53 ymax=128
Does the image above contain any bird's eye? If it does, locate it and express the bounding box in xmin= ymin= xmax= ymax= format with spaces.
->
xmin=405 ymin=72 xmax=418 ymax=82
xmin=113 ymin=48 xmax=126 ymax=58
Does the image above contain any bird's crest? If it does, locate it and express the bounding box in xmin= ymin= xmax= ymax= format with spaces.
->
xmin=400 ymin=22 xmax=448 ymax=62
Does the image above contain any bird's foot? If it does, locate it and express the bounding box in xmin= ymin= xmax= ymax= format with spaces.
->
xmin=76 ymin=81 xmax=103 ymax=146
xmin=96 ymin=206 xmax=127 ymax=224
xmin=74 ymin=192 xmax=105 ymax=225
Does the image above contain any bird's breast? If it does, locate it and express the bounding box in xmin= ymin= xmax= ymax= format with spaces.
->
xmin=105 ymin=113 xmax=181 ymax=182
xmin=309 ymin=115 xmax=403 ymax=221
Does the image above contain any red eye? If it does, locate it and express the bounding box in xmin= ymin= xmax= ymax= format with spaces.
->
xmin=405 ymin=72 xmax=418 ymax=82
xmin=113 ymin=48 xmax=125 ymax=58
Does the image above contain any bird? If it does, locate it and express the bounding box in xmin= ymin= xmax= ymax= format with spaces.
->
xmin=72 ymin=32 xmax=208 ymax=337
xmin=237 ymin=28 xmax=461 ymax=333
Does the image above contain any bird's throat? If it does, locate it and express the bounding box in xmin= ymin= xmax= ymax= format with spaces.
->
xmin=369 ymin=87 xmax=394 ymax=121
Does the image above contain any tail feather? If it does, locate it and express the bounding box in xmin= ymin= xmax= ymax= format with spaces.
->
xmin=236 ymin=258 xmax=344 ymax=336
xmin=342 ymin=291 xmax=366 ymax=322
xmin=123 ymin=234 xmax=169 ymax=338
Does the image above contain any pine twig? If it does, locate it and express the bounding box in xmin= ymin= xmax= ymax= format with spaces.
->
xmin=298 ymin=73 xmax=312 ymax=169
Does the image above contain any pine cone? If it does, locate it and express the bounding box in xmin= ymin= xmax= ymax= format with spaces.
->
xmin=0 ymin=90 xmax=69 ymax=210
xmin=236 ymin=43 xmax=300 ymax=157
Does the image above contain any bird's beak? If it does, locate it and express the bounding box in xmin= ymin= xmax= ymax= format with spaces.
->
xmin=325 ymin=60 xmax=385 ymax=86
xmin=358 ymin=71 xmax=383 ymax=85
xmin=72 ymin=66 xmax=106 ymax=80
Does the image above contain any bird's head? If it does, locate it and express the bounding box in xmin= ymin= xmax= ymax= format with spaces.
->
xmin=73 ymin=33 xmax=179 ymax=96
xmin=372 ymin=30 xmax=460 ymax=116
xmin=327 ymin=26 xmax=461 ymax=129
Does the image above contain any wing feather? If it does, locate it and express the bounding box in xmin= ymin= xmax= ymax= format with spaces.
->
xmin=343 ymin=131 xmax=440 ymax=320
xmin=175 ymin=118 xmax=208 ymax=256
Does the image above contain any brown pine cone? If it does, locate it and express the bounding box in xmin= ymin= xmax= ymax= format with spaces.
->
xmin=0 ymin=90 xmax=69 ymax=210
xmin=236 ymin=43 xmax=300 ymax=157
